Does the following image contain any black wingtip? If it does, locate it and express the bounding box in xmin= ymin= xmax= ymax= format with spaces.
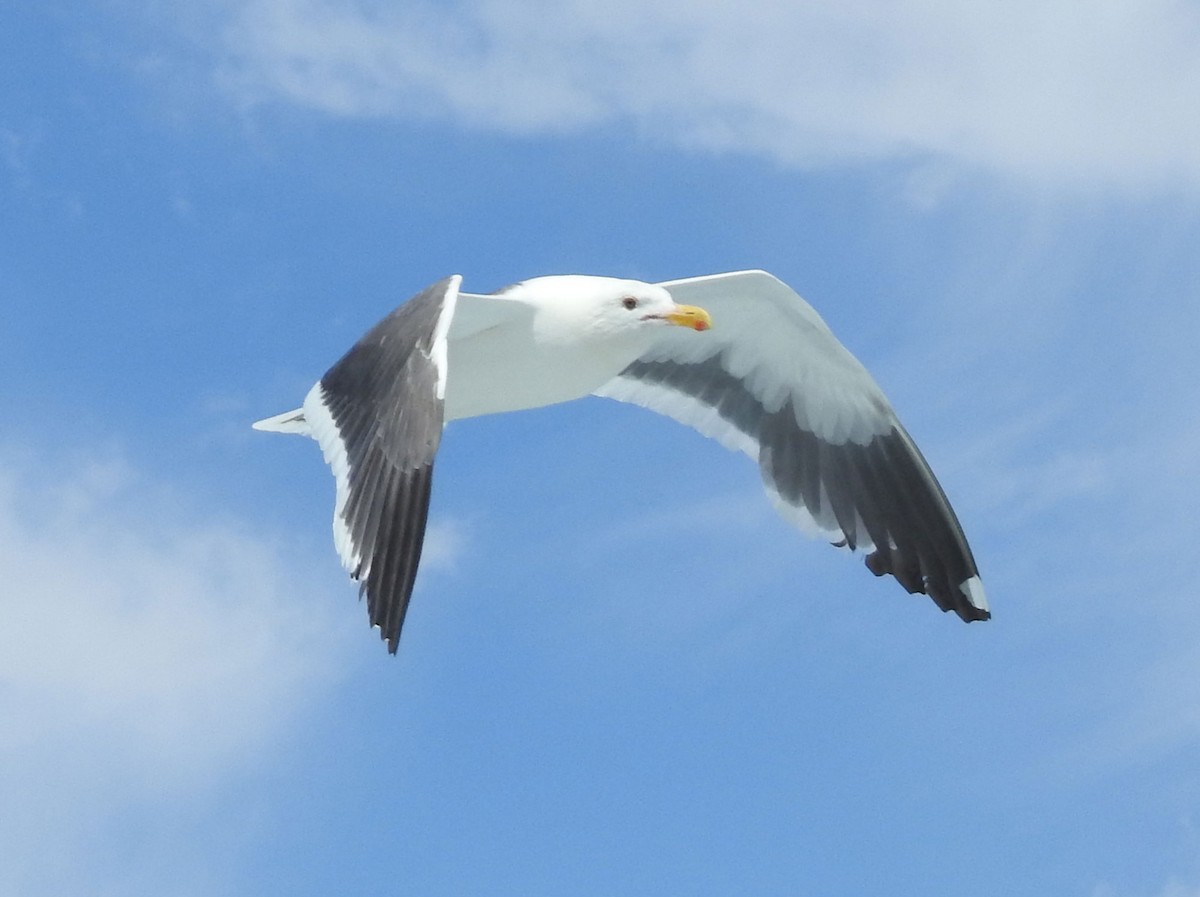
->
xmin=863 ymin=551 xmax=990 ymax=623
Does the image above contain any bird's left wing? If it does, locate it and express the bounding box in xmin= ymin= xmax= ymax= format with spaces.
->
xmin=594 ymin=270 xmax=988 ymax=622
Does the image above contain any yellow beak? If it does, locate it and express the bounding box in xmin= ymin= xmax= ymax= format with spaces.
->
xmin=664 ymin=304 xmax=713 ymax=332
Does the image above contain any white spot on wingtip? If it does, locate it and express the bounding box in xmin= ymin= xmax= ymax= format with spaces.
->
xmin=960 ymin=575 xmax=989 ymax=613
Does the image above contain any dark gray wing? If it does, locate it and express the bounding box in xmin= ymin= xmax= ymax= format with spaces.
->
xmin=302 ymin=276 xmax=461 ymax=653
xmin=595 ymin=270 xmax=988 ymax=622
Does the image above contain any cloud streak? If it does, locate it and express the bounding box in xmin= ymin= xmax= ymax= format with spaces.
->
xmin=168 ymin=0 xmax=1200 ymax=190
xmin=0 ymin=448 xmax=349 ymax=896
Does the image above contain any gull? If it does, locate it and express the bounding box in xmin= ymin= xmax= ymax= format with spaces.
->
xmin=254 ymin=271 xmax=987 ymax=653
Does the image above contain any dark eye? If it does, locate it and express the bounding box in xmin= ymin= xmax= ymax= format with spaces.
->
xmin=622 ymin=296 xmax=639 ymax=310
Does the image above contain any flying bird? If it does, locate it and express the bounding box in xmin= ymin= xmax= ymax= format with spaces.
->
xmin=254 ymin=271 xmax=987 ymax=653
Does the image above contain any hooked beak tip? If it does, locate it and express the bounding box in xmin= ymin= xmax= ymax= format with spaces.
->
xmin=665 ymin=304 xmax=713 ymax=332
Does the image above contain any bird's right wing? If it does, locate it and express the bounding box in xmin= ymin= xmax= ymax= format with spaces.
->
xmin=595 ymin=270 xmax=987 ymax=622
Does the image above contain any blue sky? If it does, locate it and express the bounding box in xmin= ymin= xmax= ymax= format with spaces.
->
xmin=3 ymin=2 xmax=1200 ymax=895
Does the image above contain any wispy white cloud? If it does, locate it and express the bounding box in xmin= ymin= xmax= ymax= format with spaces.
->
xmin=420 ymin=516 xmax=468 ymax=573
xmin=1093 ymin=878 xmax=1200 ymax=897
xmin=0 ymin=447 xmax=350 ymax=896
xmin=0 ymin=125 xmax=39 ymax=179
xmin=161 ymin=0 xmax=1200 ymax=190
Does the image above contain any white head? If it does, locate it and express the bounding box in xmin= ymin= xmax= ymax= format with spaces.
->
xmin=506 ymin=275 xmax=712 ymax=350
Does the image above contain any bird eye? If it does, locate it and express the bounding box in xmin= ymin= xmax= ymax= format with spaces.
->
xmin=622 ymin=296 xmax=639 ymax=310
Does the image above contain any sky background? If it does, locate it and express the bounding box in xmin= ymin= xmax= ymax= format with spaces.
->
xmin=2 ymin=2 xmax=1200 ymax=895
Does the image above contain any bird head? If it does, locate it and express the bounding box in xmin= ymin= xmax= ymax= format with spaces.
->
xmin=511 ymin=275 xmax=712 ymax=349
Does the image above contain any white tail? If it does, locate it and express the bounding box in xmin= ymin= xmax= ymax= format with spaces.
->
xmin=252 ymin=408 xmax=310 ymax=435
